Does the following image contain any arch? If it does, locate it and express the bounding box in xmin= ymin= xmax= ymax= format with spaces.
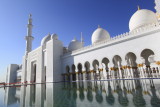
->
xmin=112 ymin=55 xmax=122 ymax=67
xmin=141 ymin=49 xmax=155 ymax=66
xmin=65 ymin=65 xmax=70 ymax=81
xmin=92 ymin=60 xmax=100 ymax=80
xmin=33 ymin=64 xmax=36 ymax=82
xmin=92 ymin=59 xmax=99 ymax=71
xmin=84 ymin=61 xmax=90 ymax=72
xmin=125 ymin=52 xmax=137 ymax=67
xmin=125 ymin=52 xmax=139 ymax=78
xmin=77 ymin=63 xmax=82 ymax=73
xmin=112 ymin=55 xmax=122 ymax=78
xmin=84 ymin=61 xmax=90 ymax=80
xmin=102 ymin=57 xmax=110 ymax=70
xmin=77 ymin=63 xmax=83 ymax=80
xmin=72 ymin=64 xmax=76 ymax=81
xmin=66 ymin=65 xmax=70 ymax=73
xmin=72 ymin=64 xmax=76 ymax=72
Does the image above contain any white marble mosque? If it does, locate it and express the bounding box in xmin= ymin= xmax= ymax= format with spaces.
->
xmin=5 ymin=0 xmax=160 ymax=84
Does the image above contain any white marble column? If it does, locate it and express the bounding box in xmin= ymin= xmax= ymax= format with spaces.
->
xmin=118 ymin=61 xmax=122 ymax=78
xmin=82 ymin=67 xmax=85 ymax=80
xmin=139 ymin=66 xmax=142 ymax=78
xmin=123 ymin=66 xmax=127 ymax=79
xmin=90 ymin=72 xmax=94 ymax=80
xmin=108 ymin=63 xmax=113 ymax=79
xmin=76 ymin=73 xmax=79 ymax=81
xmin=141 ymin=65 xmax=145 ymax=78
xmin=90 ymin=66 xmax=94 ymax=80
xmin=80 ymin=73 xmax=83 ymax=80
xmin=70 ymin=74 xmax=73 ymax=82
xmin=83 ymin=72 xmax=86 ymax=80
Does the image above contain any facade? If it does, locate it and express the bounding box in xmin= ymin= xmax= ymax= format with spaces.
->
xmin=6 ymin=0 xmax=160 ymax=84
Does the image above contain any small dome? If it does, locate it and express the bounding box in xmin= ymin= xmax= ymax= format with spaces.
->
xmin=41 ymin=34 xmax=51 ymax=45
xmin=68 ymin=38 xmax=83 ymax=51
xmin=51 ymin=33 xmax=58 ymax=40
xmin=91 ymin=27 xmax=110 ymax=44
xmin=129 ymin=9 xmax=158 ymax=31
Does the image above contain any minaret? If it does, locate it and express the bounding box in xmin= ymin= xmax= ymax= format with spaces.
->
xmin=155 ymin=0 xmax=160 ymax=19
xmin=155 ymin=0 xmax=160 ymax=13
xmin=25 ymin=14 xmax=34 ymax=55
xmin=80 ymin=32 xmax=84 ymax=46
xmin=137 ymin=5 xmax=140 ymax=11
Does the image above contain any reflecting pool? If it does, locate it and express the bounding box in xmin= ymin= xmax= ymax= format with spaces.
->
xmin=1 ymin=79 xmax=160 ymax=107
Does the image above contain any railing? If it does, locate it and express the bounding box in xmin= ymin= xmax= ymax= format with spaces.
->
xmin=0 ymin=82 xmax=5 ymax=85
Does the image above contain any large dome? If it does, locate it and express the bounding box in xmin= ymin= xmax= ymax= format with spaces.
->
xmin=91 ymin=27 xmax=110 ymax=44
xmin=68 ymin=39 xmax=83 ymax=51
xmin=51 ymin=33 xmax=58 ymax=40
xmin=129 ymin=9 xmax=158 ymax=31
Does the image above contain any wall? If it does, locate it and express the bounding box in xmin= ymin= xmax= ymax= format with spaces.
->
xmin=62 ymin=26 xmax=160 ymax=73
xmin=6 ymin=64 xmax=19 ymax=83
xmin=46 ymin=38 xmax=63 ymax=82
xmin=26 ymin=46 xmax=43 ymax=83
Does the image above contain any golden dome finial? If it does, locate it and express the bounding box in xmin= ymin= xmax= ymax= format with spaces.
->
xmin=156 ymin=13 xmax=160 ymax=19
xmin=29 ymin=14 xmax=32 ymax=18
xmin=137 ymin=5 xmax=140 ymax=11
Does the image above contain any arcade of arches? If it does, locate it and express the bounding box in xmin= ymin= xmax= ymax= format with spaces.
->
xmin=62 ymin=49 xmax=160 ymax=81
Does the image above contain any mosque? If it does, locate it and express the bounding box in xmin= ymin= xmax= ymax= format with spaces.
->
xmin=5 ymin=0 xmax=160 ymax=84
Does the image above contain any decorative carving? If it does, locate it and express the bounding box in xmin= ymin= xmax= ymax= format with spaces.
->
xmin=82 ymin=71 xmax=86 ymax=73
xmin=156 ymin=61 xmax=160 ymax=65
xmin=99 ymin=69 xmax=103 ymax=71
xmin=137 ymin=64 xmax=144 ymax=67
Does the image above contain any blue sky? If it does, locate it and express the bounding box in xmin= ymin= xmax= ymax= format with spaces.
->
xmin=0 ymin=0 xmax=155 ymax=81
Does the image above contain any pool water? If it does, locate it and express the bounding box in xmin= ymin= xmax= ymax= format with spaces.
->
xmin=0 ymin=79 xmax=160 ymax=107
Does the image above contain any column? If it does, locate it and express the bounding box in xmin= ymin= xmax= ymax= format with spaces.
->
xmin=108 ymin=63 xmax=113 ymax=79
xmin=75 ymin=68 xmax=79 ymax=81
xmin=90 ymin=72 xmax=94 ymax=80
xmin=70 ymin=74 xmax=73 ymax=82
xmin=82 ymin=72 xmax=86 ymax=80
xmin=82 ymin=67 xmax=85 ymax=80
xmin=117 ymin=61 xmax=122 ymax=79
xmin=139 ymin=64 xmax=143 ymax=78
xmin=141 ymin=65 xmax=145 ymax=78
xmin=142 ymin=66 xmax=146 ymax=78
xmin=90 ymin=66 xmax=94 ymax=80
xmin=155 ymin=61 xmax=160 ymax=77
xmin=122 ymin=66 xmax=127 ymax=79
xmin=136 ymin=55 xmax=145 ymax=78
xmin=126 ymin=66 xmax=129 ymax=78
xmin=76 ymin=73 xmax=79 ymax=81
xmin=127 ymin=66 xmax=132 ymax=78
xmin=155 ymin=67 xmax=158 ymax=78
xmin=80 ymin=73 xmax=82 ymax=80
xmin=121 ymin=61 xmax=128 ymax=78
xmin=99 ymin=65 xmax=103 ymax=80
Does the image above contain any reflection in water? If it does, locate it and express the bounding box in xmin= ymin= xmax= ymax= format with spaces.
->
xmin=132 ymin=80 xmax=146 ymax=107
xmin=106 ymin=81 xmax=115 ymax=105
xmin=2 ymin=79 xmax=160 ymax=107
